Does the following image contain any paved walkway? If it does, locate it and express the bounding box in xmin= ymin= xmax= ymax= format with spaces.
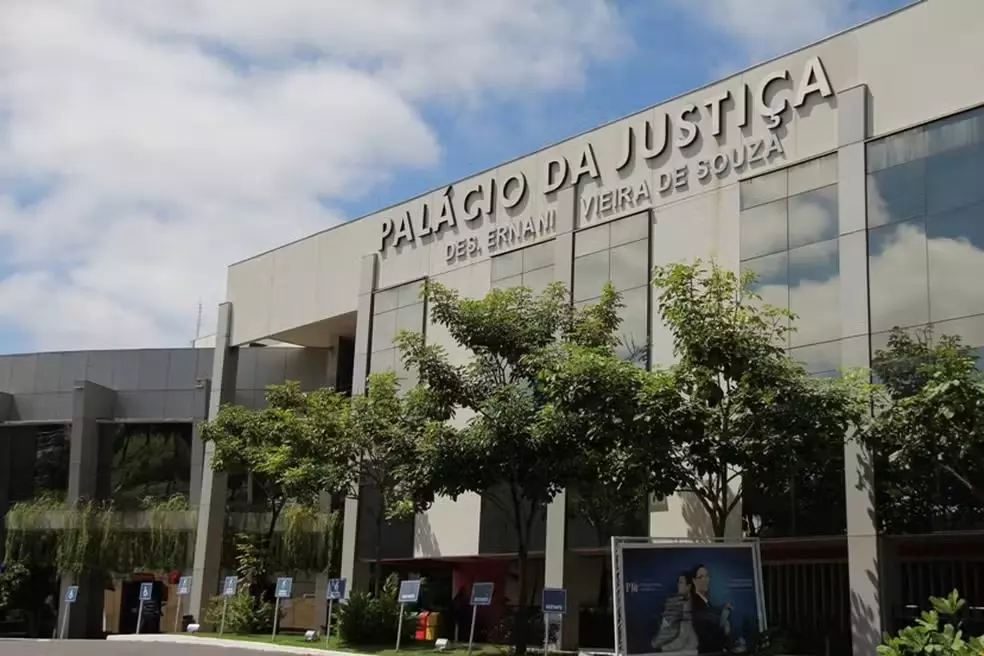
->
xmin=1 ymin=635 xmax=344 ymax=655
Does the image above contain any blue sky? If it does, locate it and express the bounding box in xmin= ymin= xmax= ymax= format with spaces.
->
xmin=0 ymin=0 xmax=912 ymax=353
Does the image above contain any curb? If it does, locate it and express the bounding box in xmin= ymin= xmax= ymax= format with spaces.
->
xmin=105 ymin=633 xmax=352 ymax=655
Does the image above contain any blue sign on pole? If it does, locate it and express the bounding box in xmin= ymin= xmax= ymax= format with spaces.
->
xmin=397 ymin=579 xmax=421 ymax=604
xmin=470 ymin=582 xmax=494 ymax=606
xmin=542 ymin=588 xmax=567 ymax=615
xmin=275 ymin=577 xmax=293 ymax=599
xmin=176 ymin=576 xmax=192 ymax=596
xmin=65 ymin=586 xmax=79 ymax=604
xmin=326 ymin=578 xmax=347 ymax=601
xmin=222 ymin=575 xmax=239 ymax=597
xmin=139 ymin=582 xmax=154 ymax=602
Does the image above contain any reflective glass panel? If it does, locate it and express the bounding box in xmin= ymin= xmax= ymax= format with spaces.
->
xmin=788 ymin=185 xmax=838 ymax=249
xmin=866 ymin=160 xmax=926 ymax=228
xmin=868 ymin=218 xmax=929 ymax=333
xmin=926 ymin=202 xmax=984 ymax=322
xmin=739 ymin=199 xmax=787 ymax=259
xmin=573 ymin=250 xmax=610 ymax=302
xmin=609 ymin=239 xmax=649 ymax=292
xmin=788 ymin=239 xmax=840 ymax=347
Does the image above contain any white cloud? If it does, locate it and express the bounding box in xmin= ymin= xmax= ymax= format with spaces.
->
xmin=670 ymin=0 xmax=864 ymax=61
xmin=0 ymin=0 xmax=627 ymax=351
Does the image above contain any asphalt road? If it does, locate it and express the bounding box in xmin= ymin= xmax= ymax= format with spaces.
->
xmin=0 ymin=639 xmax=276 ymax=655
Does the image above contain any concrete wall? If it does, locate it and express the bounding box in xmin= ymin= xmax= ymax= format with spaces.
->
xmin=226 ymin=0 xmax=984 ymax=344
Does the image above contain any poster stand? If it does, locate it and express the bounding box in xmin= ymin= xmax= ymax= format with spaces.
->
xmin=610 ymin=536 xmax=766 ymax=656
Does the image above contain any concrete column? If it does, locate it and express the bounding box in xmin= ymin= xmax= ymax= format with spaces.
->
xmin=836 ymin=84 xmax=884 ymax=656
xmin=61 ymin=380 xmax=116 ymax=639
xmin=545 ymin=186 xmax=577 ymax=648
xmin=188 ymin=377 xmax=211 ymax=509
xmin=0 ymin=392 xmax=11 ymax=421
xmin=339 ymin=254 xmax=377 ymax=597
xmin=0 ymin=424 xmax=11 ymax=563
xmin=189 ymin=302 xmax=239 ymax=622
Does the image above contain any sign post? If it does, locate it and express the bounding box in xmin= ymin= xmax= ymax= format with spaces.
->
xmin=273 ymin=577 xmax=293 ymax=641
xmin=174 ymin=576 xmax=192 ymax=633
xmin=468 ymin=583 xmax=494 ymax=656
xmin=136 ymin=582 xmax=153 ymax=635
xmin=541 ymin=588 xmax=567 ymax=654
xmin=395 ymin=579 xmax=421 ymax=652
xmin=219 ymin=575 xmax=238 ymax=636
xmin=61 ymin=585 xmax=78 ymax=639
xmin=325 ymin=578 xmax=347 ymax=649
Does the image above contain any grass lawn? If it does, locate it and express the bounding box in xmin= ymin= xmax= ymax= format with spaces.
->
xmin=193 ymin=632 xmax=509 ymax=656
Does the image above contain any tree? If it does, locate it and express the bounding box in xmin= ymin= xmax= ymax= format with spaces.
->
xmin=869 ymin=328 xmax=984 ymax=532
xmin=645 ymin=260 xmax=869 ymax=538
xmin=396 ymin=282 xmax=642 ymax=655
xmin=200 ymin=381 xmax=348 ymax=550
xmin=325 ymin=371 xmax=448 ymax=594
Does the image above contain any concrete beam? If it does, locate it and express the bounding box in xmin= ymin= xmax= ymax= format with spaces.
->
xmin=189 ymin=302 xmax=239 ymax=623
xmin=339 ymin=254 xmax=377 ymax=598
xmin=62 ymin=380 xmax=116 ymax=639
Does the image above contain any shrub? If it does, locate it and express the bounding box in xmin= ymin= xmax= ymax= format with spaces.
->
xmin=878 ymin=590 xmax=984 ymax=656
xmin=203 ymin=590 xmax=278 ymax=634
xmin=337 ymin=573 xmax=414 ymax=645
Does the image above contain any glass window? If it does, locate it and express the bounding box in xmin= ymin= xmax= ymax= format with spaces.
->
xmin=371 ymin=309 xmax=397 ymax=352
xmin=615 ymin=286 xmax=649 ymax=366
xmin=789 ymin=340 xmax=841 ymax=376
xmin=374 ymin=288 xmax=400 ymax=314
xmin=866 ymin=160 xmax=926 ymax=228
xmin=788 ymin=184 xmax=838 ymax=249
xmin=522 ymin=241 xmax=554 ymax=272
xmin=933 ymin=313 xmax=984 ymax=355
xmin=492 ymin=274 xmax=523 ymax=290
xmin=397 ymin=281 xmax=423 ymax=307
xmin=925 ymin=108 xmax=984 ymax=158
xmin=739 ymin=199 xmax=787 ymax=259
xmin=867 ymin=126 xmax=928 ymax=173
xmin=573 ymin=250 xmax=610 ymax=302
xmin=788 ymin=154 xmax=838 ymax=196
xmin=926 ymin=202 xmax=984 ymax=322
xmin=925 ymin=144 xmax=984 ymax=215
xmin=491 ymin=250 xmax=523 ymax=281
xmin=609 ymin=239 xmax=649 ymax=292
xmin=610 ymin=212 xmax=649 ymax=247
xmin=742 ymin=251 xmax=789 ymax=312
xmin=788 ymin=239 xmax=840 ymax=347
xmin=868 ymin=218 xmax=929 ymax=333
xmin=523 ymin=266 xmax=555 ymax=294
xmin=396 ymin=303 xmax=424 ymax=334
xmin=574 ymin=222 xmax=610 ymax=257
xmin=740 ymin=169 xmax=786 ymax=209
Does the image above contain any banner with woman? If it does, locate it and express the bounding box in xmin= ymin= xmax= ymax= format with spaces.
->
xmin=611 ymin=539 xmax=766 ymax=656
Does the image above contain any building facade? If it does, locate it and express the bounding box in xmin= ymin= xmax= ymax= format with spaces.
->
xmin=4 ymin=0 xmax=984 ymax=653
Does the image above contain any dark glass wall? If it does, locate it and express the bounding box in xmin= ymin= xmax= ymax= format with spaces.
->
xmin=738 ymin=153 xmax=847 ymax=537
xmin=866 ymin=105 xmax=984 ymax=534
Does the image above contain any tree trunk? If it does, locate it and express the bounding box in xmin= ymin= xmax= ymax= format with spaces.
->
xmin=374 ymin=508 xmax=384 ymax=596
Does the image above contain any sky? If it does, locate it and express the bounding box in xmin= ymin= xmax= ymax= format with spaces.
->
xmin=0 ymin=0 xmax=914 ymax=354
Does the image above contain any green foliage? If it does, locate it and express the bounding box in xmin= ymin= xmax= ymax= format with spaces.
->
xmin=326 ymin=371 xmax=441 ymax=590
xmin=336 ymin=573 xmax=413 ymax=646
xmin=267 ymin=504 xmax=339 ymax=574
xmin=4 ymin=495 xmax=195 ymax=574
xmin=397 ymin=281 xmax=644 ymax=655
xmin=646 ymin=260 xmax=871 ymax=537
xmin=203 ymin=590 xmax=278 ymax=634
xmin=878 ymin=591 xmax=984 ymax=656
xmin=0 ymin=562 xmax=30 ymax=615
xmin=201 ymin=381 xmax=349 ymax=540
xmin=869 ymin=327 xmax=984 ymax=532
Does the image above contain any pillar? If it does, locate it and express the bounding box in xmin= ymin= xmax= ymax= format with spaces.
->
xmin=61 ymin=380 xmax=116 ymax=639
xmin=188 ymin=375 xmax=211 ymax=509
xmin=339 ymin=254 xmax=377 ymax=597
xmin=837 ymin=84 xmax=885 ymax=656
xmin=544 ymin=186 xmax=578 ymax=649
xmin=189 ymin=302 xmax=239 ymax=622
xmin=0 ymin=401 xmax=12 ymax=563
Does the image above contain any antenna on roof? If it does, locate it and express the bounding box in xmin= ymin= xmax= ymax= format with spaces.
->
xmin=195 ymin=301 xmax=203 ymax=341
